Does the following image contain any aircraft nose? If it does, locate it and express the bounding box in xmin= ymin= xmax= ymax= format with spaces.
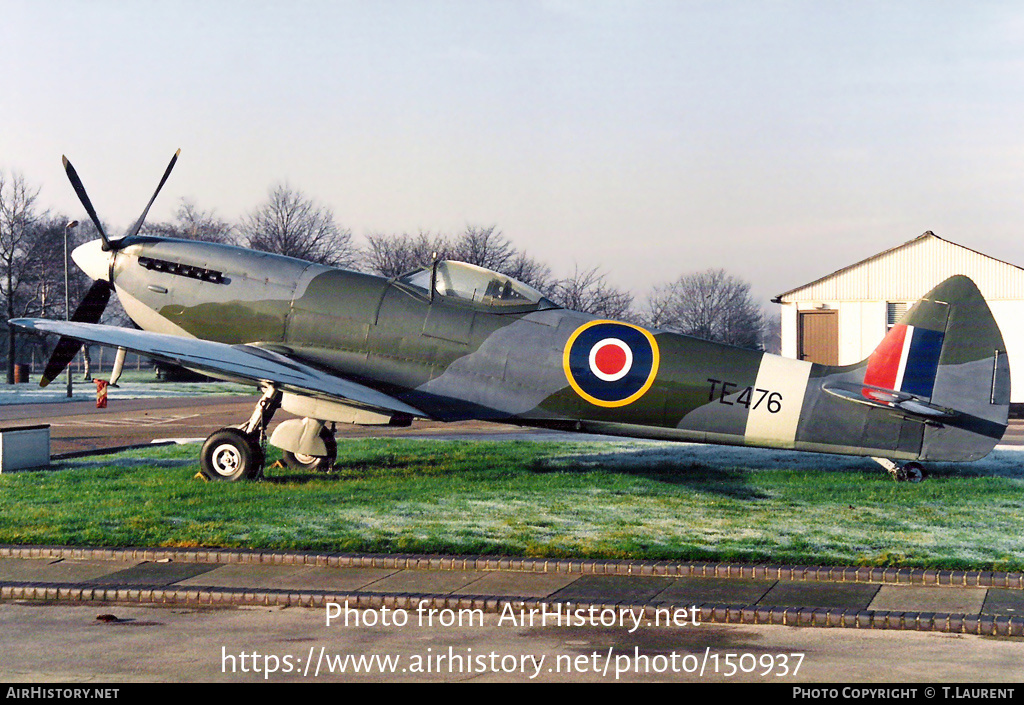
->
xmin=71 ymin=239 xmax=110 ymax=282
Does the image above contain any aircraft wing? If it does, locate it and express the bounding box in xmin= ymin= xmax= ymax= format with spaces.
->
xmin=11 ymin=318 xmax=427 ymax=418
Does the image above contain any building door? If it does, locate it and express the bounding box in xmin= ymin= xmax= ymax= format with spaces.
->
xmin=798 ymin=310 xmax=838 ymax=365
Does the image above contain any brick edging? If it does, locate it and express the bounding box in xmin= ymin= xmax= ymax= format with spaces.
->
xmin=2 ymin=545 xmax=1022 ymax=588
xmin=2 ymin=580 xmax=1022 ymax=637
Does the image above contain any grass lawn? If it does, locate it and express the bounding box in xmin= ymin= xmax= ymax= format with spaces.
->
xmin=1 ymin=438 xmax=1022 ymax=571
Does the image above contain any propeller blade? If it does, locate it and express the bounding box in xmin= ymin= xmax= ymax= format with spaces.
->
xmin=69 ymin=278 xmax=112 ymax=324
xmin=122 ymin=149 xmax=181 ymax=241
xmin=39 ymin=337 xmax=82 ymax=388
xmin=38 ymin=280 xmax=112 ymax=388
xmin=62 ymin=155 xmax=111 ymax=251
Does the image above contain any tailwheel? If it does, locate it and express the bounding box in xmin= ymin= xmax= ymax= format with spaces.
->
xmin=200 ymin=428 xmax=264 ymax=481
xmin=871 ymin=457 xmax=927 ymax=482
xmin=902 ymin=461 xmax=926 ymax=483
xmin=282 ymin=427 xmax=338 ymax=472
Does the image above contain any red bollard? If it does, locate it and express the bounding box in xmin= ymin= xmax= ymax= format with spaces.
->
xmin=95 ymin=379 xmax=108 ymax=408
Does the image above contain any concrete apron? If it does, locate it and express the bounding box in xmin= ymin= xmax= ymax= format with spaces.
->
xmin=1 ymin=546 xmax=1022 ymax=637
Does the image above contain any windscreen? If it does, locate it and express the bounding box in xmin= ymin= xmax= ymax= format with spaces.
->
xmin=399 ymin=261 xmax=555 ymax=309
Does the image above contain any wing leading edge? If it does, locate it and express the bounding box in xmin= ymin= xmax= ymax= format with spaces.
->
xmin=11 ymin=318 xmax=427 ymax=419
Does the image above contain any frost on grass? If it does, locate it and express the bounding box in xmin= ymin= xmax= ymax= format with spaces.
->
xmin=9 ymin=437 xmax=1024 ymax=567
xmin=58 ymin=458 xmax=195 ymax=471
xmin=541 ymin=441 xmax=1024 ymax=476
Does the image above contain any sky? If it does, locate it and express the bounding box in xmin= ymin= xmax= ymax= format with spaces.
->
xmin=3 ymin=1 xmax=1024 ymax=306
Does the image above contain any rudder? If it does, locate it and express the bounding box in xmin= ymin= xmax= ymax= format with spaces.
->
xmin=909 ymin=275 xmax=1010 ymax=460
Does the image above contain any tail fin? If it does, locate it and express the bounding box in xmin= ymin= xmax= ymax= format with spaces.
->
xmin=821 ymin=275 xmax=1009 ymax=461
xmin=911 ymin=275 xmax=1010 ymax=460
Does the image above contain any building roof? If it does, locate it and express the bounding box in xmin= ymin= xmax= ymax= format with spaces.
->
xmin=773 ymin=232 xmax=1024 ymax=303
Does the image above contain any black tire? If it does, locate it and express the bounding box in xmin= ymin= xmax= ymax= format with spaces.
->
xmin=903 ymin=462 xmax=926 ymax=483
xmin=200 ymin=428 xmax=264 ymax=481
xmin=282 ymin=427 xmax=337 ymax=472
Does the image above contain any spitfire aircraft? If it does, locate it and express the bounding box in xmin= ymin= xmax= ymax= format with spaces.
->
xmin=13 ymin=152 xmax=1011 ymax=482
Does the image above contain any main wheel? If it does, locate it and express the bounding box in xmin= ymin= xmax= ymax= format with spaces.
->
xmin=200 ymin=428 xmax=264 ymax=481
xmin=282 ymin=427 xmax=337 ymax=472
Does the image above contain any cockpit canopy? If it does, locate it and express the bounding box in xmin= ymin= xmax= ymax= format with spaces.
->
xmin=399 ymin=260 xmax=557 ymax=310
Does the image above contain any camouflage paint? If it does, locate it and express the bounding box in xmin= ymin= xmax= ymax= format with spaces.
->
xmin=98 ymin=238 xmax=1008 ymax=464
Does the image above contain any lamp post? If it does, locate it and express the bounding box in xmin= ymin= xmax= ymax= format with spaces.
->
xmin=64 ymin=220 xmax=78 ymax=398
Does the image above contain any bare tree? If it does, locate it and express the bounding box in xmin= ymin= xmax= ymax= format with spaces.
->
xmin=12 ymin=215 xmax=66 ymax=373
xmin=449 ymin=225 xmax=515 ymax=272
xmin=0 ymin=171 xmax=44 ymax=382
xmin=239 ymin=184 xmax=356 ymax=268
xmin=501 ymin=250 xmax=553 ymax=293
xmin=364 ymin=230 xmax=450 ymax=278
xmin=644 ymin=268 xmax=764 ymax=349
xmin=549 ymin=265 xmax=634 ymax=319
xmin=643 ymin=284 xmax=677 ymax=330
xmin=20 ymin=216 xmax=67 ymax=318
xmin=761 ymin=310 xmax=782 ymax=355
xmin=365 ymin=225 xmax=554 ymax=294
xmin=448 ymin=225 xmax=554 ymax=293
xmin=147 ymin=197 xmax=235 ymax=244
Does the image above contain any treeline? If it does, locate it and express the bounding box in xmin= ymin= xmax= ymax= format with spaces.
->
xmin=1 ymin=173 xmax=776 ymax=382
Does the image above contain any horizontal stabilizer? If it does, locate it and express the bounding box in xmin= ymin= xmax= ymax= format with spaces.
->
xmin=821 ymin=380 xmax=955 ymax=419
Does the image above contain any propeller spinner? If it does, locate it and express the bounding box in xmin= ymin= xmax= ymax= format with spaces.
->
xmin=38 ymin=150 xmax=181 ymax=387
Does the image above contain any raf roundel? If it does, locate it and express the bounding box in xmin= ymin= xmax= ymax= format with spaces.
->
xmin=563 ymin=321 xmax=660 ymax=407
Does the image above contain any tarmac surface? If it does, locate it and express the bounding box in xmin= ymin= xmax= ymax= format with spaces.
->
xmin=3 ymin=392 xmax=1024 ymax=681
xmin=0 ymin=394 xmax=552 ymax=457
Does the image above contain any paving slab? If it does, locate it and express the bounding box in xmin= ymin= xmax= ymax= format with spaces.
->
xmin=759 ymin=581 xmax=880 ymax=610
xmin=981 ymin=589 xmax=1024 ymax=617
xmin=869 ymin=585 xmax=988 ymax=614
xmin=86 ymin=561 xmax=219 ymax=586
xmin=175 ymin=564 xmax=312 ymax=588
xmin=360 ymin=569 xmax=491 ymax=594
xmin=550 ymin=575 xmax=674 ymax=603
xmin=452 ymin=571 xmax=579 ymax=597
xmin=657 ymin=576 xmax=777 ymax=606
xmin=264 ymin=566 xmax=402 ymax=591
xmin=177 ymin=564 xmax=401 ymax=591
xmin=0 ymin=557 xmax=139 ymax=582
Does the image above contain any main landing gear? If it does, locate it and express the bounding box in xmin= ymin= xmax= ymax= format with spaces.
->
xmin=199 ymin=384 xmax=341 ymax=481
xmin=200 ymin=384 xmax=281 ymax=481
xmin=872 ymin=457 xmax=927 ymax=482
xmin=201 ymin=428 xmax=265 ymax=482
xmin=281 ymin=425 xmax=338 ymax=473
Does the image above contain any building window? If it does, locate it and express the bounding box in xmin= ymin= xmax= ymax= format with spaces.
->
xmin=886 ymin=302 xmax=908 ymax=330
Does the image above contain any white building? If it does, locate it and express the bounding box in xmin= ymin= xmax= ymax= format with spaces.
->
xmin=773 ymin=231 xmax=1024 ymax=405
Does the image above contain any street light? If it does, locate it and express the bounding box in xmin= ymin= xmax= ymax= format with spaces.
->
xmin=64 ymin=220 xmax=78 ymax=398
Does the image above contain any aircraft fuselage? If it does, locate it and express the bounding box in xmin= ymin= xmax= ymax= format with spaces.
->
xmin=73 ymin=235 xmax=1008 ymax=463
